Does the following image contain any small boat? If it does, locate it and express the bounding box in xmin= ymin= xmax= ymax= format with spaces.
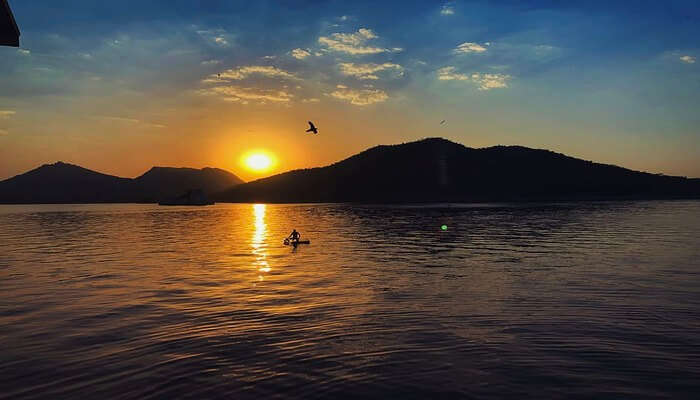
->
xmin=283 ymin=238 xmax=310 ymax=247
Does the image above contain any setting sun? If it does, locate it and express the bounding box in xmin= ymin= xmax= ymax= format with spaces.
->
xmin=243 ymin=152 xmax=275 ymax=173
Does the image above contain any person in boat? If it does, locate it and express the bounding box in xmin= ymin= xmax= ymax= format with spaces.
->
xmin=288 ymin=229 xmax=301 ymax=243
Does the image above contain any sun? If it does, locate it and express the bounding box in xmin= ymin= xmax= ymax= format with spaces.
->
xmin=243 ymin=151 xmax=275 ymax=173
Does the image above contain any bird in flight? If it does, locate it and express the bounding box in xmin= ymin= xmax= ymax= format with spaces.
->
xmin=440 ymin=120 xmax=446 ymax=125
xmin=306 ymin=121 xmax=318 ymax=134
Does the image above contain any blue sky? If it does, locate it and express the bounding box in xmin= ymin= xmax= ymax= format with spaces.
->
xmin=0 ymin=0 xmax=698 ymax=180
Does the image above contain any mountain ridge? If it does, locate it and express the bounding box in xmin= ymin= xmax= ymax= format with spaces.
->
xmin=215 ymin=137 xmax=700 ymax=203
xmin=2 ymin=138 xmax=698 ymax=204
xmin=0 ymin=162 xmax=244 ymax=204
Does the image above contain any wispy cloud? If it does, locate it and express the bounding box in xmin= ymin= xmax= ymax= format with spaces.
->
xmin=302 ymin=98 xmax=320 ymax=103
xmin=201 ymin=59 xmax=221 ymax=65
xmin=93 ymin=116 xmax=166 ymax=128
xmin=440 ymin=4 xmax=455 ymax=15
xmin=437 ymin=67 xmax=511 ymax=90
xmin=454 ymin=42 xmax=489 ymax=54
xmin=319 ymin=28 xmax=389 ymax=55
xmin=196 ymin=28 xmax=233 ymax=47
xmin=0 ymin=110 xmax=16 ymax=119
xmin=291 ymin=48 xmax=311 ymax=59
xmin=209 ymin=66 xmax=299 ymax=81
xmin=680 ymin=55 xmax=696 ymax=64
xmin=200 ymin=86 xmax=294 ymax=104
xmin=338 ymin=62 xmax=403 ymax=80
xmin=96 ymin=116 xmax=140 ymax=124
xmin=437 ymin=66 xmax=469 ymax=81
xmin=329 ymin=85 xmax=388 ymax=105
xmin=470 ymin=73 xmax=511 ymax=90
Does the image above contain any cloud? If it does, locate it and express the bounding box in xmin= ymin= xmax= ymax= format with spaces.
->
xmin=437 ymin=67 xmax=511 ymax=90
xmin=291 ymin=48 xmax=311 ymax=59
xmin=329 ymin=86 xmax=388 ymax=105
xmin=680 ymin=55 xmax=696 ymax=64
xmin=92 ymin=116 xmax=166 ymax=128
xmin=210 ymin=66 xmax=299 ymax=81
xmin=454 ymin=42 xmax=489 ymax=54
xmin=437 ymin=66 xmax=469 ymax=81
xmin=533 ymin=45 xmax=555 ymax=55
xmin=338 ymin=62 xmax=403 ymax=80
xmin=201 ymin=59 xmax=221 ymax=65
xmin=18 ymin=49 xmax=30 ymax=55
xmin=96 ymin=116 xmax=140 ymax=124
xmin=440 ymin=5 xmax=455 ymax=15
xmin=0 ymin=110 xmax=16 ymax=119
xmin=318 ymin=28 xmax=389 ymax=55
xmin=196 ymin=28 xmax=233 ymax=47
xmin=470 ymin=73 xmax=511 ymax=90
xmin=200 ymin=86 xmax=294 ymax=104
xmin=302 ymin=98 xmax=320 ymax=103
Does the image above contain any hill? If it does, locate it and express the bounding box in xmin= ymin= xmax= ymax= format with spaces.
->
xmin=0 ymin=162 xmax=243 ymax=204
xmin=134 ymin=166 xmax=244 ymax=203
xmin=215 ymin=138 xmax=700 ymax=203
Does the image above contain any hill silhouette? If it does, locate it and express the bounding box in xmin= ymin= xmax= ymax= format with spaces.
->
xmin=0 ymin=162 xmax=243 ymax=204
xmin=134 ymin=166 xmax=244 ymax=202
xmin=215 ymin=138 xmax=700 ymax=203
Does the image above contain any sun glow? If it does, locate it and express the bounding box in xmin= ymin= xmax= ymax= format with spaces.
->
xmin=243 ymin=151 xmax=275 ymax=172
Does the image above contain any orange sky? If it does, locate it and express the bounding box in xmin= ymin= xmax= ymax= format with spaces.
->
xmin=1 ymin=2 xmax=699 ymax=181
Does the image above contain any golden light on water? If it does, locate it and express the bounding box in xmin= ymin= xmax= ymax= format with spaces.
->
xmin=251 ymin=204 xmax=271 ymax=276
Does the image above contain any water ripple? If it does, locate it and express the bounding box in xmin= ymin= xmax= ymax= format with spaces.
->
xmin=1 ymin=201 xmax=699 ymax=399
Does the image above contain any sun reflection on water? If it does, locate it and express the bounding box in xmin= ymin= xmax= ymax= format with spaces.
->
xmin=251 ymin=204 xmax=271 ymax=277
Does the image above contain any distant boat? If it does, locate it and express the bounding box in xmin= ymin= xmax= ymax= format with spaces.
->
xmin=158 ymin=189 xmax=214 ymax=206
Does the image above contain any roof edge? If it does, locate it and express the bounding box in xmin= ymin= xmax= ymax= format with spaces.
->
xmin=1 ymin=0 xmax=20 ymax=36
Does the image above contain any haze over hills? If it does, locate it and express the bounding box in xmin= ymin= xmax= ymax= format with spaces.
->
xmin=0 ymin=162 xmax=243 ymax=204
xmin=215 ymin=138 xmax=700 ymax=203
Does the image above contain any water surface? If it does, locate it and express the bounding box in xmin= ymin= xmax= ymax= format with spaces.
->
xmin=1 ymin=201 xmax=699 ymax=399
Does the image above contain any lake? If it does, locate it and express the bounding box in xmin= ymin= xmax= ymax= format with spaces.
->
xmin=1 ymin=201 xmax=699 ymax=399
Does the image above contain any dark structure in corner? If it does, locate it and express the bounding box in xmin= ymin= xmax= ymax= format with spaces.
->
xmin=1 ymin=0 xmax=19 ymax=47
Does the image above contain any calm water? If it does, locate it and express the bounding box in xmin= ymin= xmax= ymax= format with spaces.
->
xmin=1 ymin=201 xmax=700 ymax=399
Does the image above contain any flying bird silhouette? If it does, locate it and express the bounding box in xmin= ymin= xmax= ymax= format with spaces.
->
xmin=306 ymin=121 xmax=318 ymax=134
xmin=440 ymin=120 xmax=446 ymax=125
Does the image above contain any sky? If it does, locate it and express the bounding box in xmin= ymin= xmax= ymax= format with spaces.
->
xmin=0 ymin=0 xmax=698 ymax=181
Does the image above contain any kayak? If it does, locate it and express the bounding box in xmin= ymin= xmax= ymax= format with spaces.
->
xmin=284 ymin=239 xmax=310 ymax=246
